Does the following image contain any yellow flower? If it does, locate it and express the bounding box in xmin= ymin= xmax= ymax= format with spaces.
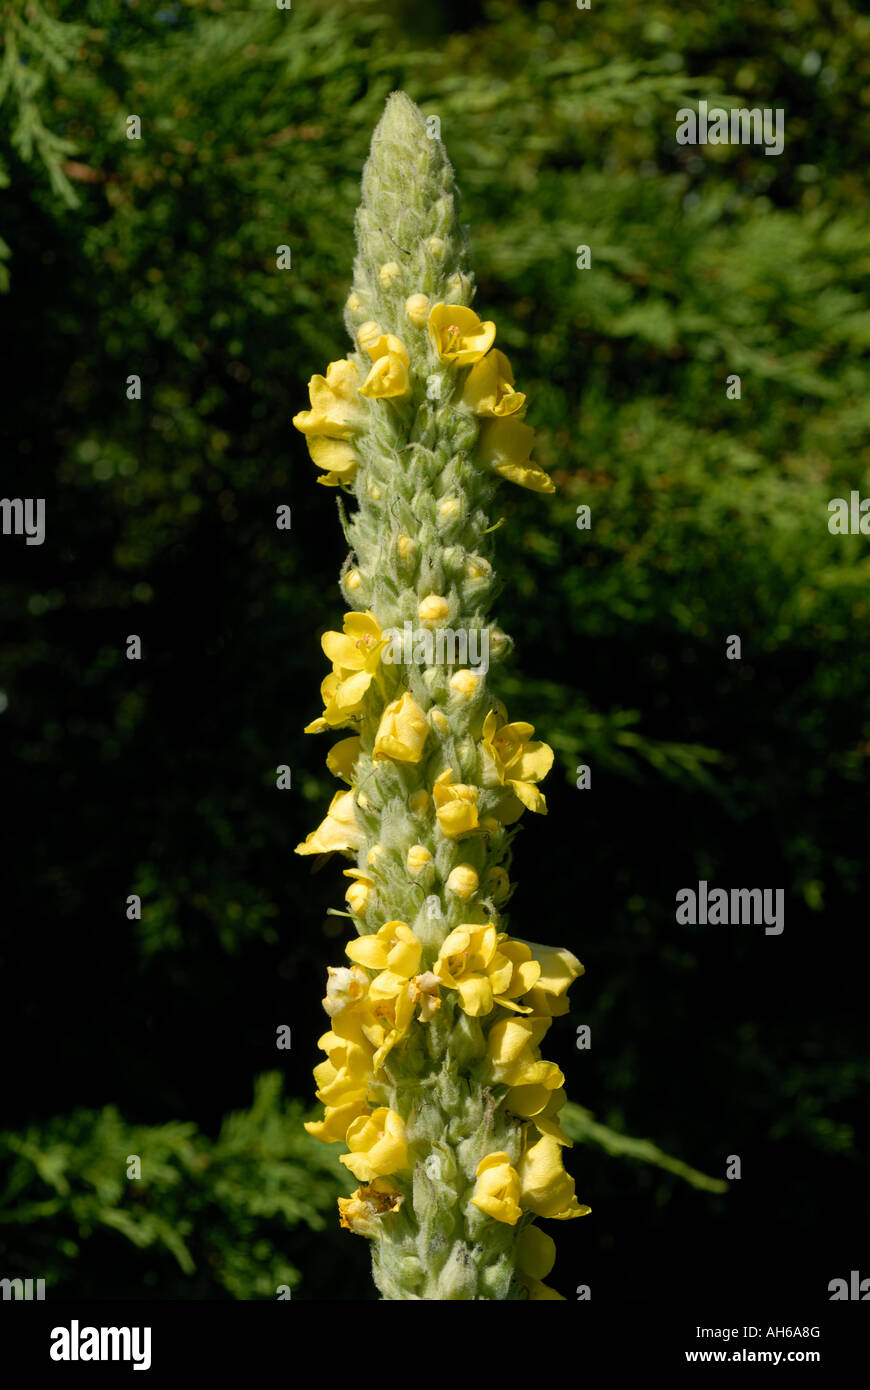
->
xmin=295 ymin=790 xmax=365 ymax=856
xmin=292 ymin=359 xmax=365 ymax=439
xmin=304 ymin=1096 xmax=370 ymax=1143
xmin=428 ymin=303 xmax=496 ymax=365
xmin=359 ymin=332 xmax=411 ymax=400
xmin=485 ymin=1017 xmax=563 ymax=1090
xmin=305 ymin=1021 xmax=376 ymax=1144
xmin=346 ymin=920 xmax=422 ymax=980
xmin=322 ymin=609 xmax=384 ymax=677
xmin=338 ymin=1179 xmax=403 ymax=1236
xmin=434 ymin=925 xmax=538 ymax=1017
xmin=340 ymin=1107 xmax=410 ymax=1182
xmin=322 ymin=964 xmax=370 ymax=1019
xmin=408 ymin=971 xmax=442 ymax=1021
xmin=517 ymin=1133 xmax=591 ymax=1221
xmin=433 ymin=769 xmax=479 ymax=837
xmin=292 ymin=360 xmax=367 ymax=487
xmin=486 ymin=1015 xmax=539 ymax=1073
xmin=495 ymin=937 xmax=543 ymax=1008
xmin=304 ymin=434 xmax=360 ymax=488
xmin=461 ymin=349 xmax=526 ymax=417
xmin=359 ymin=352 xmax=410 ymax=399
xmin=367 ymin=983 xmax=416 ymax=1070
xmin=345 ymin=921 xmax=422 ymax=1067
xmin=309 ymin=611 xmax=387 ymax=727
xmin=320 ymin=965 xmax=392 ymax=1058
xmin=312 ymin=1029 xmax=373 ymax=1107
xmin=326 ymin=735 xmax=361 ymax=780
xmin=471 ymin=1152 xmax=522 ymax=1225
xmin=373 ymin=692 xmax=428 ymax=763
xmin=343 ymin=868 xmax=374 ymax=917
xmin=482 ymin=708 xmax=554 ymax=814
xmin=526 ymin=1087 xmax=573 ymax=1146
xmin=515 ymin=1226 xmax=564 ymax=1299
xmin=516 ymin=1224 xmax=556 ymax=1279
xmin=517 ymin=941 xmax=584 ymax=1017
xmin=504 ymin=1072 xmax=565 ymax=1119
xmin=476 ymin=417 xmax=555 ymax=493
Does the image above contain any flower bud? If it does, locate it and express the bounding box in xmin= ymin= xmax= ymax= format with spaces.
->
xmin=405 ymin=293 xmax=430 ymax=326
xmin=407 ymin=844 xmax=432 ymax=874
xmin=429 ymin=708 xmax=448 ymax=734
xmin=409 ymin=789 xmax=430 ymax=816
xmin=449 ymin=669 xmax=479 ymax=700
xmin=446 ymin=864 xmax=479 ymax=900
xmin=379 ymin=261 xmax=402 ymax=287
xmin=357 ymin=320 xmax=383 ymax=353
xmin=465 ymin=556 xmax=492 ymax=582
xmin=418 ymin=594 xmax=450 ymax=624
xmin=426 ymin=236 xmax=446 ymax=260
xmin=438 ymin=496 xmax=461 ymax=520
xmin=344 ymin=868 xmax=374 ymax=916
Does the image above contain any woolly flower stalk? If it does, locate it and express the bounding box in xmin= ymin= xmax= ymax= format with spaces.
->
xmin=294 ymin=92 xmax=589 ymax=1301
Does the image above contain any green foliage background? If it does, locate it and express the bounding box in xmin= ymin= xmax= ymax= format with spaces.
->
xmin=1 ymin=0 xmax=867 ymax=1300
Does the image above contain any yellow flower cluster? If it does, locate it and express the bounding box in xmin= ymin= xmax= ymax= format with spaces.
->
xmin=304 ymin=907 xmax=587 ymax=1281
xmin=293 ymin=303 xmax=555 ymax=494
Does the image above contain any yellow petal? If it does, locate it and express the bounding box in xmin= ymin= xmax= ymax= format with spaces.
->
xmin=326 ymin=735 xmax=361 ymax=779
xmin=307 ymin=435 xmax=359 ymax=477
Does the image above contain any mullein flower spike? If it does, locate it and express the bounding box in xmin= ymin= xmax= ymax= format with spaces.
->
xmin=294 ymin=91 xmax=588 ymax=1300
